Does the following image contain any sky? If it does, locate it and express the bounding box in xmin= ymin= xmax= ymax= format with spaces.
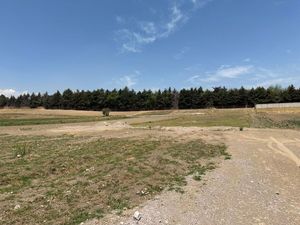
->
xmin=0 ymin=0 xmax=300 ymax=96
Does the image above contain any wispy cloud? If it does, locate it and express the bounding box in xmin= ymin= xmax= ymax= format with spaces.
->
xmin=186 ymin=63 xmax=300 ymax=88
xmin=173 ymin=46 xmax=190 ymax=60
xmin=119 ymin=76 xmax=137 ymax=88
xmin=115 ymin=1 xmax=212 ymax=53
xmin=116 ymin=71 xmax=140 ymax=88
xmin=250 ymin=67 xmax=300 ymax=87
xmin=188 ymin=65 xmax=254 ymax=83
xmin=191 ymin=0 xmax=213 ymax=9
xmin=116 ymin=16 xmax=125 ymax=24
xmin=0 ymin=89 xmax=28 ymax=97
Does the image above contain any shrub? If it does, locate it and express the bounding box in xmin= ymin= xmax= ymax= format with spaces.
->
xmin=102 ymin=108 xmax=111 ymax=117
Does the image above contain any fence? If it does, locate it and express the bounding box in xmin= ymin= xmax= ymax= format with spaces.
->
xmin=255 ymin=102 xmax=300 ymax=109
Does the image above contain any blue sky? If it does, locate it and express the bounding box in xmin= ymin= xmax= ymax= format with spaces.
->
xmin=0 ymin=0 xmax=300 ymax=96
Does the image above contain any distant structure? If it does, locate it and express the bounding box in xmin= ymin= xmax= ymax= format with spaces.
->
xmin=255 ymin=102 xmax=300 ymax=109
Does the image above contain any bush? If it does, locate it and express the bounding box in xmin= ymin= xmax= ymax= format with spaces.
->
xmin=102 ymin=108 xmax=111 ymax=117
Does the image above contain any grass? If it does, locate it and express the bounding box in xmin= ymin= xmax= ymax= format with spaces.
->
xmin=132 ymin=109 xmax=300 ymax=129
xmin=0 ymin=115 xmax=126 ymax=126
xmin=252 ymin=111 xmax=300 ymax=129
xmin=133 ymin=110 xmax=252 ymax=128
xmin=0 ymin=135 xmax=228 ymax=225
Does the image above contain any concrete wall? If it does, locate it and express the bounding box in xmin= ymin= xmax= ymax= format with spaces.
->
xmin=255 ymin=102 xmax=300 ymax=109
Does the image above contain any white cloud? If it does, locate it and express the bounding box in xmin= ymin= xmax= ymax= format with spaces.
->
xmin=162 ymin=5 xmax=185 ymax=37
xmin=119 ymin=76 xmax=137 ymax=88
xmin=217 ymin=65 xmax=253 ymax=78
xmin=186 ymin=63 xmax=300 ymax=88
xmin=115 ymin=1 xmax=212 ymax=53
xmin=189 ymin=65 xmax=253 ymax=83
xmin=140 ymin=22 xmax=157 ymax=34
xmin=116 ymin=71 xmax=140 ymax=88
xmin=0 ymin=89 xmax=28 ymax=97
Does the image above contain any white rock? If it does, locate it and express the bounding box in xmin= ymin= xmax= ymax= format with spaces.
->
xmin=14 ymin=204 xmax=21 ymax=210
xmin=133 ymin=211 xmax=142 ymax=221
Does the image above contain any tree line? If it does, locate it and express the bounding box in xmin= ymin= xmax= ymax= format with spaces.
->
xmin=0 ymin=85 xmax=300 ymax=111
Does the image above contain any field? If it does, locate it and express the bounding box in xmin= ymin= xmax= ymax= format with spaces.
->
xmin=0 ymin=108 xmax=299 ymax=225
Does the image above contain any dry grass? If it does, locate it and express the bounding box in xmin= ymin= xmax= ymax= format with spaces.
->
xmin=0 ymin=109 xmax=128 ymax=126
xmin=132 ymin=108 xmax=300 ymax=129
xmin=0 ymin=134 xmax=227 ymax=225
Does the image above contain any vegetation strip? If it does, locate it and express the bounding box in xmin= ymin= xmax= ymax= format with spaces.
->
xmin=0 ymin=115 xmax=126 ymax=126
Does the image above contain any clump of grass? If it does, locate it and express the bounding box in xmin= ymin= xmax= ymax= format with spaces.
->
xmin=107 ymin=196 xmax=129 ymax=213
xmin=224 ymin=155 xmax=232 ymax=160
xmin=219 ymin=145 xmax=232 ymax=160
xmin=12 ymin=144 xmax=30 ymax=158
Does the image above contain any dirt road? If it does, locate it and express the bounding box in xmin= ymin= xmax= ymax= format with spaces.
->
xmin=86 ymin=128 xmax=300 ymax=225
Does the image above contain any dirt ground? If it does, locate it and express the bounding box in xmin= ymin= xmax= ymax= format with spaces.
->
xmin=0 ymin=109 xmax=299 ymax=225
xmin=83 ymin=128 xmax=300 ymax=225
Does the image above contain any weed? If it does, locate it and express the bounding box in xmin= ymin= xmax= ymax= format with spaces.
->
xmin=225 ymin=155 xmax=232 ymax=160
xmin=107 ymin=196 xmax=129 ymax=212
xmin=13 ymin=144 xmax=30 ymax=158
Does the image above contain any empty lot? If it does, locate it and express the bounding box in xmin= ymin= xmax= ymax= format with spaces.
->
xmin=0 ymin=108 xmax=299 ymax=225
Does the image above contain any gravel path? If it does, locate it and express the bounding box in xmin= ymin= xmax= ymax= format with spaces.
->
xmin=86 ymin=128 xmax=300 ymax=225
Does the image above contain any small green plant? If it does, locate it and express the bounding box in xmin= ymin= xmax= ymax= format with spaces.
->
xmin=224 ymin=155 xmax=232 ymax=160
xmin=102 ymin=108 xmax=111 ymax=117
xmin=13 ymin=144 xmax=29 ymax=158
xmin=107 ymin=196 xmax=129 ymax=212
xmin=219 ymin=146 xmax=232 ymax=160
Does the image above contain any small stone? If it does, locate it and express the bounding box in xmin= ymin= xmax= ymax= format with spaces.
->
xmin=120 ymin=222 xmax=124 ymax=225
xmin=17 ymin=154 xmax=21 ymax=158
xmin=14 ymin=204 xmax=21 ymax=210
xmin=133 ymin=211 xmax=142 ymax=221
